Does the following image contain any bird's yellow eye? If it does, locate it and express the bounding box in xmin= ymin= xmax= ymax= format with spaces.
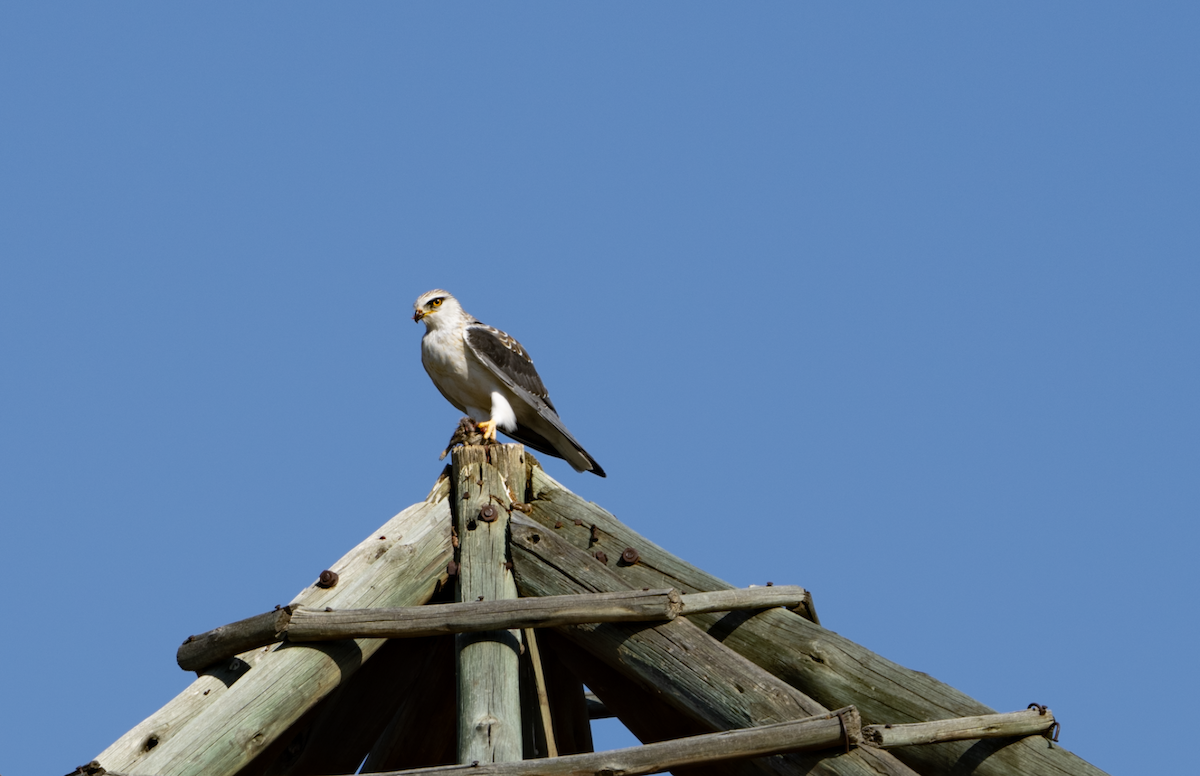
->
xmin=430 ymin=298 xmax=443 ymax=308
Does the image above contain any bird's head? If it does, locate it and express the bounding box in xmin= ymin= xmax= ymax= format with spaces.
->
xmin=412 ymin=289 xmax=462 ymax=329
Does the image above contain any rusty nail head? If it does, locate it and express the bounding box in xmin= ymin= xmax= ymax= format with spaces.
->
xmin=555 ymin=520 xmax=563 ymax=529
xmin=591 ymin=526 xmax=600 ymax=541
xmin=766 ymin=581 xmax=774 ymax=586
xmin=574 ymin=518 xmax=583 ymax=526
xmin=447 ymin=560 xmax=459 ymax=576
xmin=594 ymin=550 xmax=608 ymax=564
xmin=504 ymin=561 xmax=513 ymax=570
xmin=621 ymin=547 xmax=640 ymax=564
xmin=317 ymin=570 xmax=339 ymax=588
xmin=479 ymin=504 xmax=498 ymax=522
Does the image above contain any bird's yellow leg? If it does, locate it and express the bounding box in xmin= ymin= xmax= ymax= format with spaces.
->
xmin=477 ymin=419 xmax=499 ymax=443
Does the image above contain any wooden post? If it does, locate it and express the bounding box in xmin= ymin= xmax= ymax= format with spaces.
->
xmin=452 ymin=444 xmax=525 ymax=764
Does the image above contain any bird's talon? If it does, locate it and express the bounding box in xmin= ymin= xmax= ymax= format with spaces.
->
xmin=477 ymin=420 xmax=499 ymax=443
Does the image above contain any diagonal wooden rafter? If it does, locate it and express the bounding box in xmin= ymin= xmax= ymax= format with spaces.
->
xmin=519 ymin=461 xmax=1105 ymax=776
xmin=93 ymin=481 xmax=455 ymax=776
xmin=509 ymin=516 xmax=920 ymax=776
xmin=177 ymin=585 xmax=813 ymax=671
xmin=87 ymin=447 xmax=1106 ymax=776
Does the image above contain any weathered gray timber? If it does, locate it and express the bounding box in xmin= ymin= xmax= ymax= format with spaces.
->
xmin=287 ymin=585 xmax=806 ymax=641
xmin=521 ymin=464 xmax=1108 ymax=776
xmin=511 ymin=520 xmax=919 ymax=776
xmin=536 ymin=635 xmax=595 ymax=756
xmin=93 ymin=481 xmax=454 ymax=776
xmin=452 ymin=445 xmax=524 ymax=764
xmin=523 ymin=627 xmax=559 ymax=757
xmin=234 ymin=636 xmax=450 ymax=776
xmin=177 ymin=606 xmax=293 ymax=672
xmin=678 ymin=586 xmax=810 ymax=616
xmin=181 ymin=585 xmax=810 ymax=664
xmin=541 ymin=629 xmax=766 ymax=776
xmin=289 ymin=589 xmax=680 ymax=640
xmin=862 ymin=708 xmax=1058 ymax=749
xmin=339 ymin=709 xmax=861 ymax=776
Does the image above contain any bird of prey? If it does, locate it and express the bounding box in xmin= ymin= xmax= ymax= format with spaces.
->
xmin=413 ymin=289 xmax=606 ymax=477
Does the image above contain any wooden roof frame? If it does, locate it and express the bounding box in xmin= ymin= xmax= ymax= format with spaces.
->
xmin=78 ymin=444 xmax=1106 ymax=776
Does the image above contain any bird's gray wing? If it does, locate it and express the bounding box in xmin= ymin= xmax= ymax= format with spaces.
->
xmin=464 ymin=322 xmax=605 ymax=477
xmin=464 ymin=322 xmax=556 ymax=411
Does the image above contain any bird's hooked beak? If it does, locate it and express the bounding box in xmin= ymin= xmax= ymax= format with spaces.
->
xmin=412 ymin=309 xmax=426 ymax=323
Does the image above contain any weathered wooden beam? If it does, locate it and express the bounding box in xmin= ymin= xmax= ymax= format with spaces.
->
xmin=540 ymin=629 xmax=760 ymax=776
xmin=521 ymin=464 xmax=1108 ymax=776
xmin=177 ymin=607 xmax=293 ymax=672
xmin=522 ymin=627 xmax=558 ymax=758
xmin=288 ymin=588 xmax=680 ymax=640
xmin=182 ymin=585 xmax=808 ymax=663
xmin=535 ymin=634 xmax=594 ymax=756
xmin=233 ymin=637 xmax=449 ymax=776
xmin=321 ymin=709 xmax=861 ymax=776
xmin=452 ymin=444 xmax=524 ymax=765
xmin=678 ymin=586 xmax=808 ymax=616
xmin=583 ymin=692 xmax=611 ymax=720
xmin=862 ymin=707 xmax=1058 ymax=749
xmin=510 ymin=520 xmax=919 ymax=776
xmin=93 ymin=481 xmax=454 ymax=776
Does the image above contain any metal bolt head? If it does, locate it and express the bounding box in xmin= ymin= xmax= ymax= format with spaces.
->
xmin=621 ymin=547 xmax=640 ymax=564
xmin=479 ymin=504 xmax=498 ymax=522
xmin=317 ymin=570 xmax=339 ymax=588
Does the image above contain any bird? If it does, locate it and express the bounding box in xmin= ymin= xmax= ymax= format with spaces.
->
xmin=413 ymin=289 xmax=606 ymax=477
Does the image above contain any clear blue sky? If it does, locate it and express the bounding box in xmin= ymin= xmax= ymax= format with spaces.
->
xmin=3 ymin=5 xmax=1197 ymax=775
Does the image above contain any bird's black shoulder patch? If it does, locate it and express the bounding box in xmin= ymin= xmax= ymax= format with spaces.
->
xmin=466 ymin=323 xmax=551 ymax=401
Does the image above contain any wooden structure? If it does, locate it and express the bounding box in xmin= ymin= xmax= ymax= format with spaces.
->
xmin=76 ymin=444 xmax=1107 ymax=776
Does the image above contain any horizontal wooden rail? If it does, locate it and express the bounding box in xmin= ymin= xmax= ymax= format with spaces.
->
xmin=78 ymin=705 xmax=1068 ymax=776
xmin=177 ymin=585 xmax=809 ymax=671
xmin=862 ymin=707 xmax=1057 ymax=748
xmin=175 ymin=607 xmax=294 ymax=672
xmin=90 ymin=708 xmax=853 ymax=776
xmin=290 ymin=588 xmax=682 ymax=642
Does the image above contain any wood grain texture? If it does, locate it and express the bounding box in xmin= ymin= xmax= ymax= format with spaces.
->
xmin=540 ymin=629 xmax=761 ymax=776
xmin=452 ymin=444 xmax=525 ymax=764
xmin=535 ymin=633 xmax=594 ymax=757
xmin=94 ymin=483 xmax=453 ymax=776
xmin=177 ymin=607 xmax=293 ymax=672
xmin=344 ymin=710 xmax=859 ymax=776
xmin=287 ymin=589 xmax=682 ymax=640
xmin=511 ymin=520 xmax=918 ymax=776
xmin=862 ymin=708 xmax=1058 ymax=749
xmin=521 ymin=465 xmax=1108 ymax=776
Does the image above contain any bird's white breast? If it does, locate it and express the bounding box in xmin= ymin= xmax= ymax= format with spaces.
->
xmin=421 ymin=326 xmax=503 ymax=418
